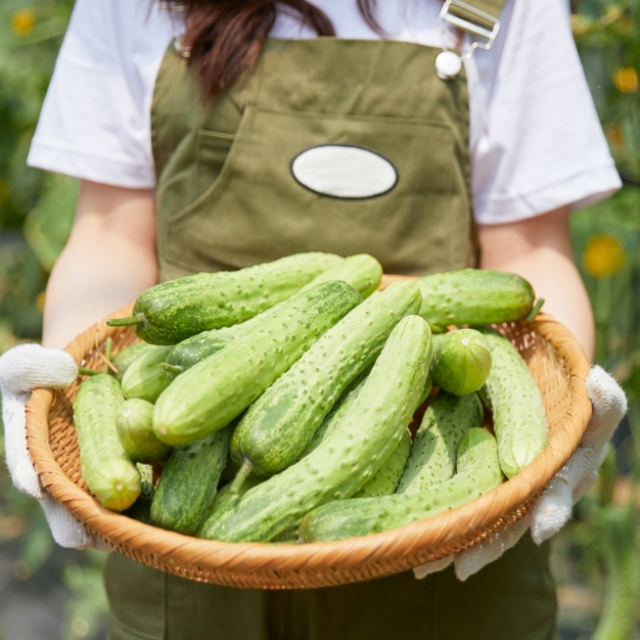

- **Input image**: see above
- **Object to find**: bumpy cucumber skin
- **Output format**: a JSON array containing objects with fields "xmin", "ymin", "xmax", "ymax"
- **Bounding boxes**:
[
  {"xmin": 198, "ymin": 315, "xmax": 432, "ymax": 543},
  {"xmin": 121, "ymin": 345, "xmax": 174, "ymax": 402},
  {"xmin": 112, "ymin": 342, "xmax": 157, "ymax": 382},
  {"xmin": 116, "ymin": 398, "xmax": 173, "ymax": 463},
  {"xmin": 126, "ymin": 252, "xmax": 344, "ymax": 344},
  {"xmin": 354, "ymin": 429, "xmax": 412, "ymax": 498},
  {"xmin": 207, "ymin": 476, "xmax": 263, "ymax": 517},
  {"xmin": 430, "ymin": 329, "xmax": 492, "ymax": 396},
  {"xmin": 123, "ymin": 463, "xmax": 155, "ymax": 524},
  {"xmin": 302, "ymin": 254, "xmax": 383, "ymax": 299},
  {"xmin": 162, "ymin": 328, "xmax": 236, "ymax": 377},
  {"xmin": 417, "ymin": 269, "xmax": 535, "ymax": 327},
  {"xmin": 478, "ymin": 328, "xmax": 548, "ymax": 479},
  {"xmin": 73, "ymin": 374, "xmax": 141, "ymax": 512},
  {"xmin": 153, "ymin": 281, "xmax": 362, "ymax": 445},
  {"xmin": 299, "ymin": 428, "xmax": 502, "ymax": 542},
  {"xmin": 230, "ymin": 281, "xmax": 422, "ymax": 478},
  {"xmin": 150, "ymin": 424, "xmax": 233, "ymax": 535},
  {"xmin": 397, "ymin": 391, "xmax": 483, "ymax": 494}
]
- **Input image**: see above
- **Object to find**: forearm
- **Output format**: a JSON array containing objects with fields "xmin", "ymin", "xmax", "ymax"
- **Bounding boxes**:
[
  {"xmin": 478, "ymin": 208, "xmax": 595, "ymax": 362},
  {"xmin": 43, "ymin": 181, "xmax": 158, "ymax": 349}
]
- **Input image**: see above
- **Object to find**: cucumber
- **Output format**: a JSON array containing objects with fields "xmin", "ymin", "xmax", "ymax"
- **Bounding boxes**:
[
  {"xmin": 150, "ymin": 424, "xmax": 234, "ymax": 535},
  {"xmin": 299, "ymin": 428, "xmax": 503, "ymax": 542},
  {"xmin": 121, "ymin": 345, "xmax": 174, "ymax": 402},
  {"xmin": 230, "ymin": 281, "xmax": 422, "ymax": 483},
  {"xmin": 73, "ymin": 374, "xmax": 141, "ymax": 511},
  {"xmin": 153, "ymin": 281, "xmax": 362, "ymax": 445},
  {"xmin": 207, "ymin": 475, "xmax": 263, "ymax": 516},
  {"xmin": 478, "ymin": 328, "xmax": 548, "ymax": 479},
  {"xmin": 417, "ymin": 269, "xmax": 535, "ymax": 328},
  {"xmin": 160, "ymin": 253, "xmax": 383, "ymax": 377},
  {"xmin": 396, "ymin": 391, "xmax": 483, "ymax": 494},
  {"xmin": 116, "ymin": 399, "xmax": 173, "ymax": 463},
  {"xmin": 198, "ymin": 315, "xmax": 432, "ymax": 543},
  {"xmin": 122, "ymin": 463, "xmax": 155, "ymax": 524},
  {"xmin": 112, "ymin": 342, "xmax": 157, "ymax": 382},
  {"xmin": 107, "ymin": 252, "xmax": 344, "ymax": 344},
  {"xmin": 430, "ymin": 329, "xmax": 492, "ymax": 396},
  {"xmin": 354, "ymin": 429, "xmax": 412, "ymax": 498}
]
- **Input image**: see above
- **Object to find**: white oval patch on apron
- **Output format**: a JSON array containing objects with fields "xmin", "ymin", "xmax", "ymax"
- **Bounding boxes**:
[{"xmin": 291, "ymin": 145, "xmax": 398, "ymax": 199}]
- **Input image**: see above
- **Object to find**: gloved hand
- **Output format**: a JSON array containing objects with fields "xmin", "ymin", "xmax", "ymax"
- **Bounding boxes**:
[
  {"xmin": 414, "ymin": 365, "xmax": 628, "ymax": 581},
  {"xmin": 0, "ymin": 344, "xmax": 109, "ymax": 550}
]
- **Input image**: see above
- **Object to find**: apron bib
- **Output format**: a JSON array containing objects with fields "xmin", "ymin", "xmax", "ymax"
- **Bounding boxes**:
[{"xmin": 106, "ymin": 7, "xmax": 557, "ymax": 638}]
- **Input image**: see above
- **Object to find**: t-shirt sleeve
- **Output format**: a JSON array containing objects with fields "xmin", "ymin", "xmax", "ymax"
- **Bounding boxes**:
[
  {"xmin": 27, "ymin": 0, "xmax": 174, "ymax": 189},
  {"xmin": 466, "ymin": 0, "xmax": 621, "ymax": 224}
]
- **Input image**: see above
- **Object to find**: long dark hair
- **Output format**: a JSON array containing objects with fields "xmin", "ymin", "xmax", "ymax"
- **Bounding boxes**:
[{"xmin": 169, "ymin": 1, "xmax": 380, "ymax": 100}]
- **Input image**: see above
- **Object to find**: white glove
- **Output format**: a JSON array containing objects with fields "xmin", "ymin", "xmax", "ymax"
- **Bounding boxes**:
[
  {"xmin": 0, "ymin": 344, "xmax": 109, "ymax": 550},
  {"xmin": 414, "ymin": 365, "xmax": 628, "ymax": 581}
]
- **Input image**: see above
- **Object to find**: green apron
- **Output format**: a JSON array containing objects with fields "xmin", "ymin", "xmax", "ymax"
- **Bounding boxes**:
[{"xmin": 105, "ymin": 8, "xmax": 558, "ymax": 639}]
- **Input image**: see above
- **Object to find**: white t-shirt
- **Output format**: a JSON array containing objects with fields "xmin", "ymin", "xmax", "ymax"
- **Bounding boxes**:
[{"xmin": 27, "ymin": 0, "xmax": 621, "ymax": 225}]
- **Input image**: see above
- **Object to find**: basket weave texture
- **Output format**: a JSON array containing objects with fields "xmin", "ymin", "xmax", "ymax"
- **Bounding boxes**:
[{"xmin": 25, "ymin": 275, "xmax": 592, "ymax": 589}]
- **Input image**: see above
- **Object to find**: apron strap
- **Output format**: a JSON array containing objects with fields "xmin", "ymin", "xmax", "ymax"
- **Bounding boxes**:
[{"xmin": 440, "ymin": 0, "xmax": 505, "ymax": 49}]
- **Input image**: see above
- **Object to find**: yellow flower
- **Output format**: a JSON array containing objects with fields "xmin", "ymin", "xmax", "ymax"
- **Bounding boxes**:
[
  {"xmin": 583, "ymin": 235, "xmax": 626, "ymax": 278},
  {"xmin": 606, "ymin": 126, "xmax": 624, "ymax": 146},
  {"xmin": 614, "ymin": 67, "xmax": 639, "ymax": 94},
  {"xmin": 11, "ymin": 8, "xmax": 36, "ymax": 36}
]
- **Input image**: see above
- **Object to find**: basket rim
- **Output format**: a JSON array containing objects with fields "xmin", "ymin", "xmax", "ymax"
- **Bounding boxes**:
[{"xmin": 25, "ymin": 281, "xmax": 592, "ymax": 582}]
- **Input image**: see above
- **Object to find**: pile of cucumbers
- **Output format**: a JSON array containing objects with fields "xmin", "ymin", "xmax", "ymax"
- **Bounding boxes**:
[{"xmin": 71, "ymin": 251, "xmax": 548, "ymax": 544}]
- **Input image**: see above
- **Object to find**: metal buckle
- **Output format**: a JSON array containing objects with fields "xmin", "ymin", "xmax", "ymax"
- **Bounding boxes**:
[{"xmin": 439, "ymin": 0, "xmax": 501, "ymax": 56}]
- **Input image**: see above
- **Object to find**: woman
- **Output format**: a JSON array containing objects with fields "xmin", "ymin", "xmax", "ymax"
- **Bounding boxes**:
[{"xmin": 17, "ymin": 0, "xmax": 623, "ymax": 638}]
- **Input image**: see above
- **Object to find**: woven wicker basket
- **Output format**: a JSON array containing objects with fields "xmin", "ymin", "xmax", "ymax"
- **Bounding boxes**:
[{"xmin": 25, "ymin": 275, "xmax": 592, "ymax": 589}]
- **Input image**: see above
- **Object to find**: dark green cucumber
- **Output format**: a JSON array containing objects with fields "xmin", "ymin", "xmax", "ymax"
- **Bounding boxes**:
[
  {"xmin": 396, "ymin": 391, "xmax": 483, "ymax": 494},
  {"xmin": 478, "ymin": 328, "xmax": 548, "ymax": 479},
  {"xmin": 417, "ymin": 269, "xmax": 535, "ymax": 328},
  {"xmin": 230, "ymin": 281, "xmax": 422, "ymax": 481},
  {"xmin": 112, "ymin": 342, "xmax": 157, "ymax": 382},
  {"xmin": 299, "ymin": 428, "xmax": 503, "ymax": 542},
  {"xmin": 108, "ymin": 252, "xmax": 344, "ymax": 344},
  {"xmin": 153, "ymin": 281, "xmax": 362, "ymax": 445},
  {"xmin": 116, "ymin": 399, "xmax": 173, "ymax": 463},
  {"xmin": 207, "ymin": 475, "xmax": 263, "ymax": 517},
  {"xmin": 198, "ymin": 315, "xmax": 432, "ymax": 543},
  {"xmin": 123, "ymin": 463, "xmax": 155, "ymax": 524},
  {"xmin": 121, "ymin": 345, "xmax": 174, "ymax": 402},
  {"xmin": 73, "ymin": 374, "xmax": 141, "ymax": 511},
  {"xmin": 430, "ymin": 329, "xmax": 492, "ymax": 396},
  {"xmin": 354, "ymin": 429, "xmax": 412, "ymax": 498},
  {"xmin": 150, "ymin": 424, "xmax": 234, "ymax": 535}
]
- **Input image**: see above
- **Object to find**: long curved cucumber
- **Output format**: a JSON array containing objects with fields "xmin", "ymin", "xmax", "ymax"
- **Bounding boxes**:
[
  {"xmin": 153, "ymin": 281, "xmax": 362, "ymax": 445},
  {"xmin": 299, "ymin": 428, "xmax": 503, "ymax": 542},
  {"xmin": 230, "ymin": 281, "xmax": 422, "ymax": 482},
  {"xmin": 396, "ymin": 391, "xmax": 483, "ymax": 494},
  {"xmin": 121, "ymin": 345, "xmax": 173, "ymax": 402},
  {"xmin": 108, "ymin": 252, "xmax": 344, "ymax": 344},
  {"xmin": 73, "ymin": 374, "xmax": 141, "ymax": 511},
  {"xmin": 478, "ymin": 328, "xmax": 548, "ymax": 478},
  {"xmin": 198, "ymin": 315, "xmax": 432, "ymax": 543}
]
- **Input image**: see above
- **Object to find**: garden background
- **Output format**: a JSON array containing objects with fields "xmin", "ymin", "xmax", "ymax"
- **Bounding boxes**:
[{"xmin": 0, "ymin": 1, "xmax": 639, "ymax": 638}]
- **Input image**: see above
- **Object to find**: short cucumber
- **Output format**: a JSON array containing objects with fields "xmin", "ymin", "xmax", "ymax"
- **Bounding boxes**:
[
  {"xmin": 396, "ymin": 391, "xmax": 483, "ymax": 494},
  {"xmin": 116, "ymin": 398, "xmax": 173, "ymax": 463},
  {"xmin": 230, "ymin": 281, "xmax": 422, "ymax": 482},
  {"xmin": 121, "ymin": 345, "xmax": 174, "ymax": 402},
  {"xmin": 112, "ymin": 342, "xmax": 157, "ymax": 382},
  {"xmin": 150, "ymin": 424, "xmax": 234, "ymax": 535},
  {"xmin": 153, "ymin": 281, "xmax": 362, "ymax": 445},
  {"xmin": 107, "ymin": 252, "xmax": 344, "ymax": 344},
  {"xmin": 417, "ymin": 269, "xmax": 535, "ymax": 328},
  {"xmin": 299, "ymin": 428, "xmax": 503, "ymax": 542},
  {"xmin": 478, "ymin": 328, "xmax": 548, "ymax": 479},
  {"xmin": 73, "ymin": 374, "xmax": 141, "ymax": 511},
  {"xmin": 198, "ymin": 315, "xmax": 432, "ymax": 543}
]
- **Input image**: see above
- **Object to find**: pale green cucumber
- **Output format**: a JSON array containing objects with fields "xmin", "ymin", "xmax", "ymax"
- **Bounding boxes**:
[
  {"xmin": 121, "ymin": 345, "xmax": 174, "ymax": 402},
  {"xmin": 198, "ymin": 314, "xmax": 432, "ymax": 543},
  {"xmin": 417, "ymin": 269, "xmax": 535, "ymax": 327},
  {"xmin": 73, "ymin": 374, "xmax": 141, "ymax": 511},
  {"xmin": 478, "ymin": 328, "xmax": 548, "ymax": 479},
  {"xmin": 150, "ymin": 424, "xmax": 234, "ymax": 535},
  {"xmin": 116, "ymin": 399, "xmax": 173, "ymax": 463},
  {"xmin": 153, "ymin": 281, "xmax": 362, "ymax": 445},
  {"xmin": 430, "ymin": 329, "xmax": 492, "ymax": 396},
  {"xmin": 112, "ymin": 342, "xmax": 157, "ymax": 382},
  {"xmin": 230, "ymin": 281, "xmax": 422, "ymax": 482},
  {"xmin": 299, "ymin": 428, "xmax": 503, "ymax": 542},
  {"xmin": 396, "ymin": 391, "xmax": 483, "ymax": 494},
  {"xmin": 354, "ymin": 429, "xmax": 412, "ymax": 498},
  {"xmin": 301, "ymin": 253, "xmax": 382, "ymax": 299},
  {"xmin": 107, "ymin": 252, "xmax": 344, "ymax": 344}
]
